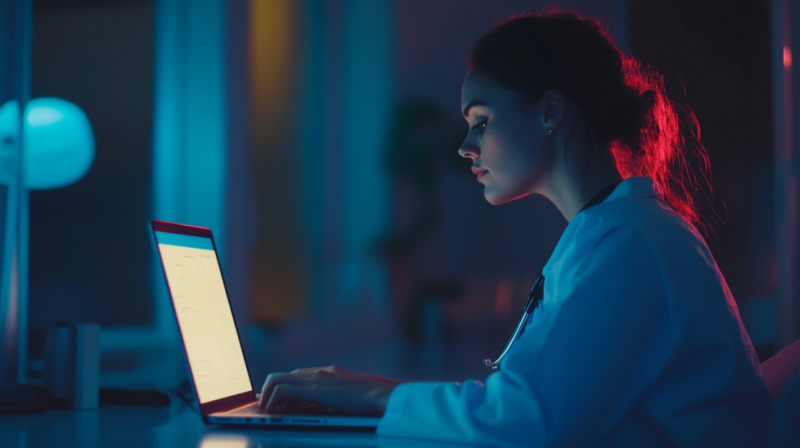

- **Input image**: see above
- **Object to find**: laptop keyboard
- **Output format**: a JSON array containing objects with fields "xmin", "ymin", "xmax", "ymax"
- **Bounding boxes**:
[
  {"xmin": 236, "ymin": 403, "xmax": 266, "ymax": 414},
  {"xmin": 231, "ymin": 401, "xmax": 381, "ymax": 417}
]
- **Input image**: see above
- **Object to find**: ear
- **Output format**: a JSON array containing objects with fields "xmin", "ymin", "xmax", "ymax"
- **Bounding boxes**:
[{"xmin": 541, "ymin": 89, "xmax": 566, "ymax": 132}]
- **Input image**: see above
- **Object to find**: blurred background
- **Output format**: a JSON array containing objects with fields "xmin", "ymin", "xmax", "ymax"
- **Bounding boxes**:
[{"xmin": 2, "ymin": 0, "xmax": 798, "ymax": 393}]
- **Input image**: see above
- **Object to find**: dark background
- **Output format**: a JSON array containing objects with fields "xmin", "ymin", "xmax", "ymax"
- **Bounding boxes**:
[
  {"xmin": 28, "ymin": 0, "xmax": 153, "ymax": 357},
  {"xmin": 25, "ymin": 0, "xmax": 781, "ymax": 375}
]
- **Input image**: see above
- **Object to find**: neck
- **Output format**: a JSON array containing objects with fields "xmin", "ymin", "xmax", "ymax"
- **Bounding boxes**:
[{"xmin": 541, "ymin": 158, "xmax": 622, "ymax": 222}]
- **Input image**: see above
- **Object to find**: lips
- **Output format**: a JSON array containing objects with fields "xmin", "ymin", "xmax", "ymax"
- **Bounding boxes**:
[{"xmin": 471, "ymin": 167, "xmax": 488, "ymax": 181}]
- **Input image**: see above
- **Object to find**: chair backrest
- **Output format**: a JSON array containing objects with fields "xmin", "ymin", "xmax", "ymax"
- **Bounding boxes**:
[
  {"xmin": 767, "ymin": 371, "xmax": 800, "ymax": 448},
  {"xmin": 760, "ymin": 338, "xmax": 800, "ymax": 402}
]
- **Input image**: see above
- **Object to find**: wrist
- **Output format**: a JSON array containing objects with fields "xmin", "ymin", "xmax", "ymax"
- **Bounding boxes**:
[{"xmin": 370, "ymin": 380, "xmax": 402, "ymax": 413}]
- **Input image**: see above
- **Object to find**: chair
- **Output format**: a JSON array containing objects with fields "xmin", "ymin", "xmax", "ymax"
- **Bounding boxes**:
[
  {"xmin": 760, "ymin": 339, "xmax": 800, "ymax": 448},
  {"xmin": 768, "ymin": 373, "xmax": 800, "ymax": 448}
]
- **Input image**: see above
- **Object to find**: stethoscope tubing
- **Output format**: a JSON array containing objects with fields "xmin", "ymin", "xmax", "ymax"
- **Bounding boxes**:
[
  {"xmin": 482, "ymin": 181, "xmax": 619, "ymax": 371},
  {"xmin": 484, "ymin": 274, "xmax": 544, "ymax": 370}
]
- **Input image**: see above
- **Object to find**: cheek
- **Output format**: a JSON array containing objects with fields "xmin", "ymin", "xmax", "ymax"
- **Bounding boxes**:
[
  {"xmin": 493, "ymin": 127, "xmax": 546, "ymax": 177},
  {"xmin": 483, "ymin": 127, "xmax": 550, "ymax": 202}
]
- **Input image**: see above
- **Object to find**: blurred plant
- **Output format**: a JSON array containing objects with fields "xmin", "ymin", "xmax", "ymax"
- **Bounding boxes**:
[
  {"xmin": 380, "ymin": 99, "xmax": 467, "ymax": 259},
  {"xmin": 379, "ymin": 99, "xmax": 467, "ymax": 342}
]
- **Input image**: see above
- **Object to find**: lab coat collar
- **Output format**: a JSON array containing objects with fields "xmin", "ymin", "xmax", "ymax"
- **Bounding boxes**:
[
  {"xmin": 542, "ymin": 177, "xmax": 656, "ymax": 278},
  {"xmin": 603, "ymin": 176, "xmax": 657, "ymax": 203}
]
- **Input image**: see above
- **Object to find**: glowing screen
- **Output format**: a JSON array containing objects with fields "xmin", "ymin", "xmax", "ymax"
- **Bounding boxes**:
[{"xmin": 155, "ymin": 231, "xmax": 250, "ymax": 403}]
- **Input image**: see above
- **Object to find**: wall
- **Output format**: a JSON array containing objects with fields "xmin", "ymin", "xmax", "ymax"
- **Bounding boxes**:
[{"xmin": 28, "ymin": 1, "xmax": 154, "ymax": 358}]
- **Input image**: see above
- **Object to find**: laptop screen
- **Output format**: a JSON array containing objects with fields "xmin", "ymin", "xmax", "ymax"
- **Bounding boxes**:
[{"xmin": 154, "ymin": 230, "xmax": 251, "ymax": 404}]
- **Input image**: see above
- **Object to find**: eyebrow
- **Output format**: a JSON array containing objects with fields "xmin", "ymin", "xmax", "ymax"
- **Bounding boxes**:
[{"xmin": 462, "ymin": 100, "xmax": 488, "ymax": 117}]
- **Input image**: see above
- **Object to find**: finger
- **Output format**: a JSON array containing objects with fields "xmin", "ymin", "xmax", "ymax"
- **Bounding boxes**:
[
  {"xmin": 325, "ymin": 365, "xmax": 346, "ymax": 374},
  {"xmin": 259, "ymin": 371, "xmax": 316, "ymax": 408},
  {"xmin": 258, "ymin": 373, "xmax": 277, "ymax": 408},
  {"xmin": 266, "ymin": 384, "xmax": 308, "ymax": 414},
  {"xmin": 259, "ymin": 372, "xmax": 293, "ymax": 408}
]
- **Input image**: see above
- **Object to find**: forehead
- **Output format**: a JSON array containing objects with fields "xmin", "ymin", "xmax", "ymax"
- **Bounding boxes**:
[{"xmin": 461, "ymin": 71, "xmax": 518, "ymax": 113}]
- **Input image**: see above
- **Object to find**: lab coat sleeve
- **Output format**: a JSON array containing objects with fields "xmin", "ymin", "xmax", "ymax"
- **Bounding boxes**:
[{"xmin": 377, "ymin": 218, "xmax": 671, "ymax": 447}]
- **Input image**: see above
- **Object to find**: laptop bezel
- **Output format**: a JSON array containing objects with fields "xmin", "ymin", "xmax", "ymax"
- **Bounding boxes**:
[{"xmin": 151, "ymin": 219, "xmax": 257, "ymax": 417}]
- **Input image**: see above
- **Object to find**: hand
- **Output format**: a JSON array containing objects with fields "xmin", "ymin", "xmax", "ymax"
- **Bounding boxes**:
[{"xmin": 257, "ymin": 365, "xmax": 402, "ymax": 415}]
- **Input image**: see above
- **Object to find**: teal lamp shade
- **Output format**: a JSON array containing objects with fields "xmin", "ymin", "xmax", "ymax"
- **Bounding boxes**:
[{"xmin": 24, "ymin": 98, "xmax": 94, "ymax": 190}]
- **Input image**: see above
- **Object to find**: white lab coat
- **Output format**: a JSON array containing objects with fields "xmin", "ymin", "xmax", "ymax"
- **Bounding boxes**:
[{"xmin": 377, "ymin": 177, "xmax": 772, "ymax": 447}]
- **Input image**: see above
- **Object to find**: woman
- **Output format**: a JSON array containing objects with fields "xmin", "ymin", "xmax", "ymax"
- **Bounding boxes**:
[{"xmin": 259, "ymin": 10, "xmax": 772, "ymax": 447}]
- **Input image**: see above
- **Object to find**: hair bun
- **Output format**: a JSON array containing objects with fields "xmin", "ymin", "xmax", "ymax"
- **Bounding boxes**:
[{"xmin": 469, "ymin": 10, "xmax": 710, "ymax": 231}]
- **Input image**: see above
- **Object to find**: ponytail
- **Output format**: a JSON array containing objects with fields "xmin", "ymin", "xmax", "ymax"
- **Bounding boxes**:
[{"xmin": 470, "ymin": 8, "xmax": 711, "ymax": 231}]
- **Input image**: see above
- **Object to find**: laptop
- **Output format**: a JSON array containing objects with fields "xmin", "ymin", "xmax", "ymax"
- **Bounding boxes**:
[{"xmin": 151, "ymin": 219, "xmax": 381, "ymax": 429}]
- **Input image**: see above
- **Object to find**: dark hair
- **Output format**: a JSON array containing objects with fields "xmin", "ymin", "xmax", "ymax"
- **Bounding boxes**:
[{"xmin": 469, "ymin": 8, "xmax": 710, "ymax": 230}]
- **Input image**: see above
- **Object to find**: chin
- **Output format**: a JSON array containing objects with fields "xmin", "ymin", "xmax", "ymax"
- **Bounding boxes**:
[
  {"xmin": 483, "ymin": 189, "xmax": 511, "ymax": 205},
  {"xmin": 484, "ymin": 194, "xmax": 504, "ymax": 205},
  {"xmin": 484, "ymin": 187, "xmax": 530, "ymax": 205}
]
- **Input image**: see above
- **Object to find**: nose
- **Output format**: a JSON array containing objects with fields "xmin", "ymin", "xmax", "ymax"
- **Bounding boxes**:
[{"xmin": 458, "ymin": 136, "xmax": 479, "ymax": 160}]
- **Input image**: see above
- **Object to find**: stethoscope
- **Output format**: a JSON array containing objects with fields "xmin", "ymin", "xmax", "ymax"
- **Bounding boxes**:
[
  {"xmin": 483, "ymin": 273, "xmax": 544, "ymax": 370},
  {"xmin": 483, "ymin": 181, "xmax": 621, "ymax": 371}
]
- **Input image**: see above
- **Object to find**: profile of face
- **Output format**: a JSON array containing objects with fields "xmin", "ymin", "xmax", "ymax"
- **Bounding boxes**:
[{"xmin": 459, "ymin": 71, "xmax": 555, "ymax": 205}]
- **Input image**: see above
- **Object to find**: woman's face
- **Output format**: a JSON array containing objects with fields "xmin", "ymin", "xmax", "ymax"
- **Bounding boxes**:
[{"xmin": 459, "ymin": 71, "xmax": 553, "ymax": 205}]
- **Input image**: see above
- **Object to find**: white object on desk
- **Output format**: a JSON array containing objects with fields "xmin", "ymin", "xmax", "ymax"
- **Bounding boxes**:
[{"xmin": 69, "ymin": 323, "xmax": 100, "ymax": 410}]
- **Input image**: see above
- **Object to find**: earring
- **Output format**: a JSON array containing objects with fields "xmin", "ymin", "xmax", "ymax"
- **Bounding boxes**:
[{"xmin": 547, "ymin": 128, "xmax": 553, "ymax": 136}]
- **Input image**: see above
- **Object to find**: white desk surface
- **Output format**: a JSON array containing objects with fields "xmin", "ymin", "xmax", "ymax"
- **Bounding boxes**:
[
  {"xmin": 1, "ymin": 334, "xmax": 497, "ymax": 447},
  {"xmin": 0, "ymin": 401, "xmax": 478, "ymax": 448}
]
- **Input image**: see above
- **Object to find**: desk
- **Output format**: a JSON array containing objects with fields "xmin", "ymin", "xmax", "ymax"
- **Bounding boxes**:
[{"xmin": 0, "ymin": 402, "xmax": 475, "ymax": 448}]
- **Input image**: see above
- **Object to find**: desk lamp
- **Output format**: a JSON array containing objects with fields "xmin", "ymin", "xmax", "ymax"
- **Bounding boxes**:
[
  {"xmin": 0, "ymin": 97, "xmax": 94, "ymax": 412},
  {"xmin": 24, "ymin": 97, "xmax": 94, "ymax": 189}
]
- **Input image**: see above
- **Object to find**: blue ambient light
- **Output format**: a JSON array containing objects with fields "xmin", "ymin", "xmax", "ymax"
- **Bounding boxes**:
[
  {"xmin": 0, "ymin": 100, "xmax": 20, "ymax": 186},
  {"xmin": 24, "ymin": 97, "xmax": 94, "ymax": 190},
  {"xmin": 154, "ymin": 231, "xmax": 214, "ymax": 250}
]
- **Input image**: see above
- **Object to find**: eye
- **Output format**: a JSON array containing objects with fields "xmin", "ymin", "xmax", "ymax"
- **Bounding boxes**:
[{"xmin": 471, "ymin": 120, "xmax": 487, "ymax": 131}]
